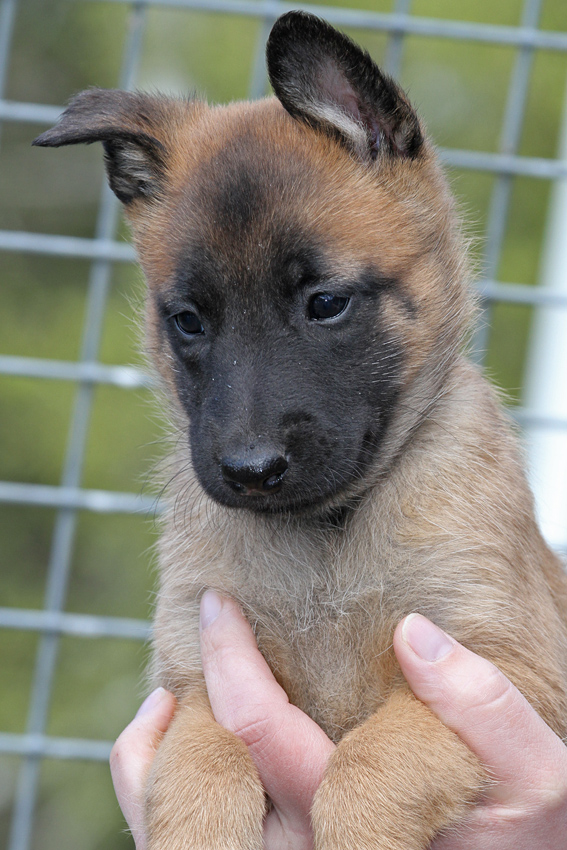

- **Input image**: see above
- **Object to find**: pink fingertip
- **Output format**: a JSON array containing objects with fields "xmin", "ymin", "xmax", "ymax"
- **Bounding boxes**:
[
  {"xmin": 135, "ymin": 687, "xmax": 167, "ymax": 718},
  {"xmin": 401, "ymin": 613, "xmax": 454, "ymax": 662}
]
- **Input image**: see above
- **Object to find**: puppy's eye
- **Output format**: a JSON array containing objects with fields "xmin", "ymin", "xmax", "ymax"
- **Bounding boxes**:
[
  {"xmin": 174, "ymin": 311, "xmax": 204, "ymax": 336},
  {"xmin": 308, "ymin": 293, "xmax": 350, "ymax": 321}
]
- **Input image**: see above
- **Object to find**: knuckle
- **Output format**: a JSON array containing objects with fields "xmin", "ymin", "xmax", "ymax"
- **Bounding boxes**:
[
  {"xmin": 230, "ymin": 708, "xmax": 276, "ymax": 754},
  {"xmin": 480, "ymin": 661, "xmax": 514, "ymax": 705},
  {"xmin": 460, "ymin": 660, "xmax": 519, "ymax": 722}
]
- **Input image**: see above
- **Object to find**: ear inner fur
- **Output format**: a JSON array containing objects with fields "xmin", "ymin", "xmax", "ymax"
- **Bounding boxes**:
[
  {"xmin": 32, "ymin": 88, "xmax": 177, "ymax": 203},
  {"xmin": 266, "ymin": 11, "xmax": 423, "ymax": 159}
]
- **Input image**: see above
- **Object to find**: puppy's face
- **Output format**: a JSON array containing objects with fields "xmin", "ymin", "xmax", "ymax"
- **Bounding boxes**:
[
  {"xmin": 34, "ymin": 13, "xmax": 470, "ymax": 515},
  {"xmin": 151, "ymin": 121, "xmax": 406, "ymax": 513}
]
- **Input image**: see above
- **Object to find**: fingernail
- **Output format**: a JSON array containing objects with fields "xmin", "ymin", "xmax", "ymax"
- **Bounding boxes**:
[
  {"xmin": 135, "ymin": 687, "xmax": 167, "ymax": 718},
  {"xmin": 200, "ymin": 589, "xmax": 223, "ymax": 631},
  {"xmin": 402, "ymin": 613, "xmax": 454, "ymax": 662}
]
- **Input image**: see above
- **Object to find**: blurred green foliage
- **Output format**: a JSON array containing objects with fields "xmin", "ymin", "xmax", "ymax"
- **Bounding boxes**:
[{"xmin": 1, "ymin": 0, "xmax": 567, "ymax": 847}]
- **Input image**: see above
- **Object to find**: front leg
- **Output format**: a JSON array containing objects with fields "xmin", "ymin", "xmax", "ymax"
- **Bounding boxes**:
[
  {"xmin": 311, "ymin": 688, "xmax": 484, "ymax": 849},
  {"xmin": 145, "ymin": 687, "xmax": 266, "ymax": 850}
]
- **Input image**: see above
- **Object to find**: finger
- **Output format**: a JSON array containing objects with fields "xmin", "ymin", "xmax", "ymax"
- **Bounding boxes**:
[
  {"xmin": 200, "ymin": 591, "xmax": 335, "ymax": 821},
  {"xmin": 110, "ymin": 688, "xmax": 177, "ymax": 849},
  {"xmin": 393, "ymin": 614, "xmax": 567, "ymax": 805}
]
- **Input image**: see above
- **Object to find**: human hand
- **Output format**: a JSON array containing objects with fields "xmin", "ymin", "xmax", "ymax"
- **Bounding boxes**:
[
  {"xmin": 110, "ymin": 592, "xmax": 335, "ymax": 850},
  {"xmin": 394, "ymin": 613, "xmax": 567, "ymax": 849},
  {"xmin": 110, "ymin": 686, "xmax": 177, "ymax": 850},
  {"xmin": 110, "ymin": 601, "xmax": 567, "ymax": 849}
]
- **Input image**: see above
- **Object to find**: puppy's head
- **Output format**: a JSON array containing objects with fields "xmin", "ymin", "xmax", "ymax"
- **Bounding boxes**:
[{"xmin": 34, "ymin": 12, "xmax": 471, "ymax": 515}]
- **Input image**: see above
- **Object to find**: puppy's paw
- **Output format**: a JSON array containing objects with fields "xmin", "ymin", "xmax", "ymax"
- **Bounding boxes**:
[
  {"xmin": 146, "ymin": 712, "xmax": 266, "ymax": 850},
  {"xmin": 311, "ymin": 732, "xmax": 402, "ymax": 850},
  {"xmin": 311, "ymin": 692, "xmax": 482, "ymax": 850}
]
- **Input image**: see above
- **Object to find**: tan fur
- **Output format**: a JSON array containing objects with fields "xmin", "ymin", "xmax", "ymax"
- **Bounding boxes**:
[
  {"xmin": 124, "ymin": 98, "xmax": 567, "ymax": 846},
  {"xmin": 146, "ymin": 691, "xmax": 266, "ymax": 849}
]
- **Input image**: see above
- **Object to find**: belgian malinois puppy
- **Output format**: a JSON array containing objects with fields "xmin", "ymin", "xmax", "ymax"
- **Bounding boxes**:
[{"xmin": 35, "ymin": 11, "xmax": 567, "ymax": 849}]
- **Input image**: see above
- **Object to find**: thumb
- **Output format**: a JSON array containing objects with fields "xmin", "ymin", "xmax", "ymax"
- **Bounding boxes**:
[
  {"xmin": 110, "ymin": 688, "xmax": 177, "ymax": 849},
  {"xmin": 393, "ymin": 614, "xmax": 566, "ymax": 806}
]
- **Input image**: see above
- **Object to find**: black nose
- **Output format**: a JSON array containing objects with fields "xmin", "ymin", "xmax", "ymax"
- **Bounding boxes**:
[{"xmin": 221, "ymin": 450, "xmax": 288, "ymax": 496}]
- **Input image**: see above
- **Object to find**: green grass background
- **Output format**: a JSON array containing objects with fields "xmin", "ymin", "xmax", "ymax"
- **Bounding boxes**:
[{"xmin": 1, "ymin": 0, "xmax": 567, "ymax": 847}]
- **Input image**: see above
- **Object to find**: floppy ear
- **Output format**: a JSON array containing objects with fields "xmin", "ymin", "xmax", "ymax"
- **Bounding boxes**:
[
  {"xmin": 33, "ymin": 89, "xmax": 171, "ymax": 204},
  {"xmin": 266, "ymin": 11, "xmax": 423, "ymax": 161}
]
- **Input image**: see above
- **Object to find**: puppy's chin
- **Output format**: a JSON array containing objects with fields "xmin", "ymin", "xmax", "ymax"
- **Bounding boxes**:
[{"xmin": 198, "ymin": 483, "xmax": 325, "ymax": 515}]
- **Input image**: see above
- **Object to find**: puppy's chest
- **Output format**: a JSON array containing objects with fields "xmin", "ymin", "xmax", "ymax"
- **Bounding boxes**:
[
  {"xmin": 218, "ymin": 518, "xmax": 410, "ymax": 740},
  {"xmin": 240, "ymin": 581, "xmax": 400, "ymax": 743}
]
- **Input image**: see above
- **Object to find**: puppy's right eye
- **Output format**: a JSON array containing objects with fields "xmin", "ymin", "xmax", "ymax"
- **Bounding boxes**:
[
  {"xmin": 174, "ymin": 311, "xmax": 204, "ymax": 336},
  {"xmin": 308, "ymin": 293, "xmax": 350, "ymax": 321}
]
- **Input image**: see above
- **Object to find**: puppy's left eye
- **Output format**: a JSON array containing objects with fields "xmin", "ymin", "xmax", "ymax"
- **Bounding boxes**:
[
  {"xmin": 308, "ymin": 293, "xmax": 350, "ymax": 321},
  {"xmin": 174, "ymin": 311, "xmax": 204, "ymax": 336}
]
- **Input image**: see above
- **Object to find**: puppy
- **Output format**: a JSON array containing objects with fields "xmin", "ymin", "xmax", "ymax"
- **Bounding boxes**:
[{"xmin": 35, "ymin": 11, "xmax": 567, "ymax": 849}]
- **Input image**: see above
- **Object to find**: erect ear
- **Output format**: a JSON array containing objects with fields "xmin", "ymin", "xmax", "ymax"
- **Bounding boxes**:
[
  {"xmin": 266, "ymin": 11, "xmax": 423, "ymax": 161},
  {"xmin": 33, "ymin": 89, "xmax": 173, "ymax": 204}
]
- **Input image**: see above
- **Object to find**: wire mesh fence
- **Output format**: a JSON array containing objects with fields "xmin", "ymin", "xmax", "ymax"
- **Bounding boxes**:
[{"xmin": 1, "ymin": 1, "xmax": 567, "ymax": 848}]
